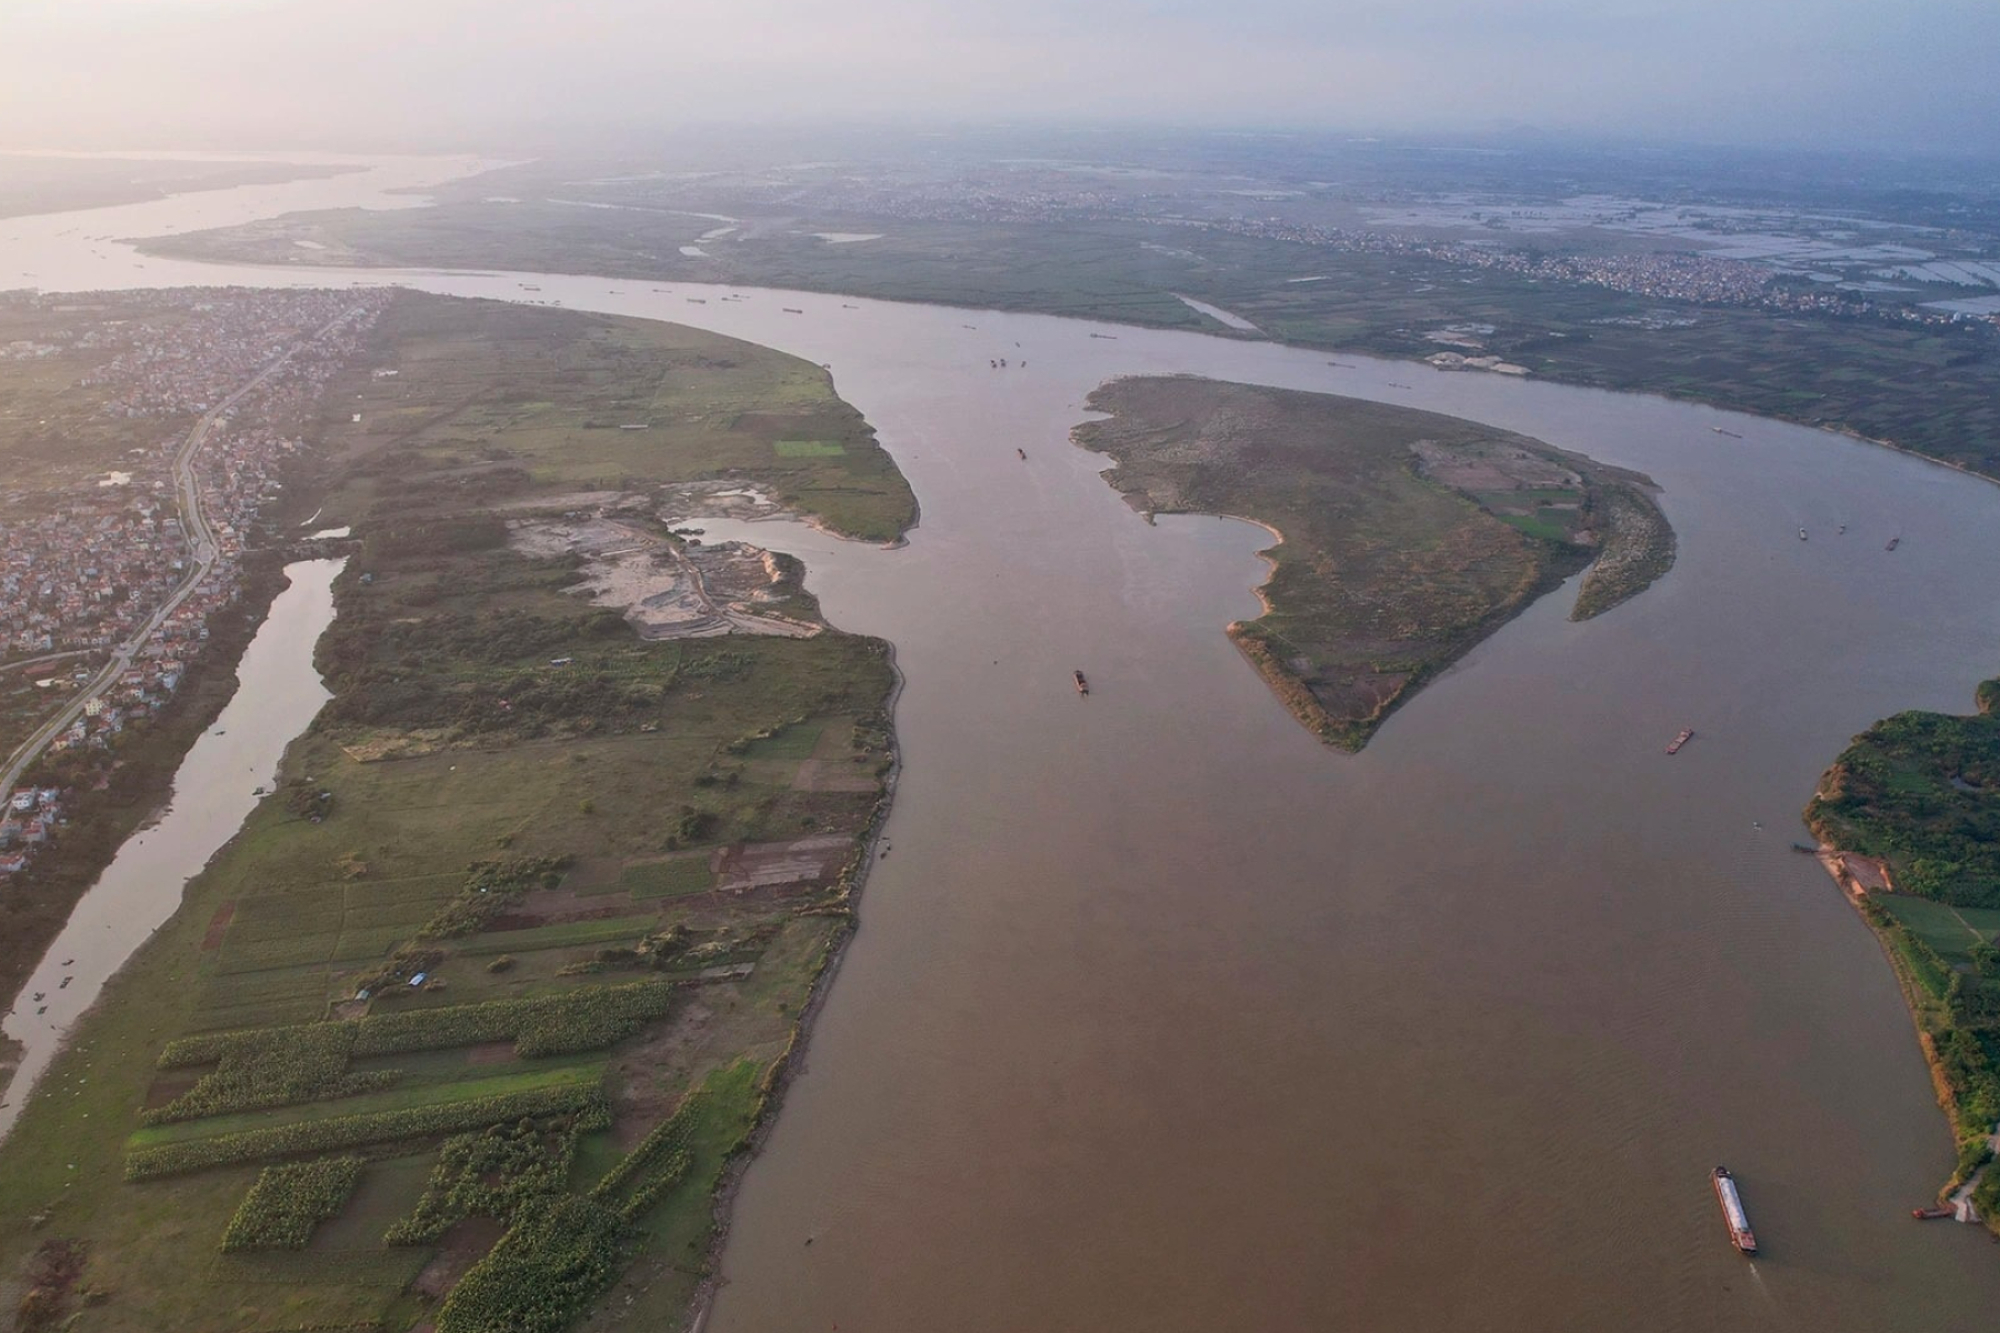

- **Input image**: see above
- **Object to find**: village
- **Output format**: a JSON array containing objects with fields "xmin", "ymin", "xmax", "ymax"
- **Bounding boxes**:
[{"xmin": 0, "ymin": 287, "xmax": 387, "ymax": 878}]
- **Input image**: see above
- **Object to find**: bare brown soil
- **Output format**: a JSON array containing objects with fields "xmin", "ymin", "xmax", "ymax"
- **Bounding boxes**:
[
  {"xmin": 198, "ymin": 901, "xmax": 236, "ymax": 952},
  {"xmin": 712, "ymin": 836, "xmax": 852, "ymax": 894},
  {"xmin": 605, "ymin": 1000, "xmax": 716, "ymax": 1145},
  {"xmin": 411, "ymin": 1217, "xmax": 505, "ymax": 1300}
]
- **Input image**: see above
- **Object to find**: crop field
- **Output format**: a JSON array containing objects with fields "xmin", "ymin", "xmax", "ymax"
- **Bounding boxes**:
[
  {"xmin": 0, "ymin": 293, "xmax": 906, "ymax": 1332},
  {"xmin": 774, "ymin": 438, "xmax": 846, "ymax": 457},
  {"xmin": 1880, "ymin": 896, "xmax": 1998, "ymax": 969}
]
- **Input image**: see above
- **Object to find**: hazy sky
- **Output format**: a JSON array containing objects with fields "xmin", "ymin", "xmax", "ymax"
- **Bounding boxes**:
[{"xmin": 4, "ymin": 0, "xmax": 1996, "ymax": 152}]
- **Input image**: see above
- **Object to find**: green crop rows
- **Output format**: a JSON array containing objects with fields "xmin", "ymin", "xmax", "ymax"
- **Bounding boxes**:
[
  {"xmin": 385, "ymin": 1116, "xmax": 583, "ymax": 1245},
  {"xmin": 146, "ymin": 1022, "xmax": 396, "ymax": 1126},
  {"xmin": 434, "ymin": 1194, "xmax": 630, "ymax": 1333},
  {"xmin": 126, "ymin": 1081, "xmax": 608, "ymax": 1181},
  {"xmin": 351, "ymin": 979, "xmax": 677, "ymax": 1059},
  {"xmin": 220, "ymin": 1157, "xmax": 364, "ymax": 1252}
]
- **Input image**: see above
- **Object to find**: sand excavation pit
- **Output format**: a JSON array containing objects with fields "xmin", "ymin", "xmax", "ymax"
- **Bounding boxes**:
[
  {"xmin": 712, "ymin": 834, "xmax": 855, "ymax": 894},
  {"xmin": 508, "ymin": 503, "xmax": 821, "ymax": 640}
]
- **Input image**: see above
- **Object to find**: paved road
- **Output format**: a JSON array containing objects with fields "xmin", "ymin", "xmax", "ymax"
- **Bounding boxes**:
[{"xmin": 0, "ymin": 308, "xmax": 363, "ymax": 797}]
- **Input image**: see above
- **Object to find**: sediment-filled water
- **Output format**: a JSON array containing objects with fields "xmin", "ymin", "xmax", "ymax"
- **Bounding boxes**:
[{"xmin": 4, "ymin": 167, "xmax": 2000, "ymax": 1330}]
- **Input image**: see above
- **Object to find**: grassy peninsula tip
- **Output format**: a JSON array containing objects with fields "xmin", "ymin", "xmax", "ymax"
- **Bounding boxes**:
[{"xmin": 1073, "ymin": 375, "xmax": 1674, "ymax": 749}]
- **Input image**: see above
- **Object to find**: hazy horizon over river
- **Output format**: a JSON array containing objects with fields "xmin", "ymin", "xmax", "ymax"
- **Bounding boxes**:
[{"xmin": 4, "ymin": 163, "xmax": 2000, "ymax": 1330}]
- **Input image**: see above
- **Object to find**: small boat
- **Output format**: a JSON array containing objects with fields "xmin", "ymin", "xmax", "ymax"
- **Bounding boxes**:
[
  {"xmin": 1713, "ymin": 1167, "xmax": 1758, "ymax": 1255},
  {"xmin": 1912, "ymin": 1206, "xmax": 1955, "ymax": 1221},
  {"xmin": 1886, "ymin": 536, "xmax": 1901, "ymax": 551},
  {"xmin": 1017, "ymin": 448, "xmax": 1027, "ymax": 460},
  {"xmin": 1666, "ymin": 728, "xmax": 1694, "ymax": 755},
  {"xmin": 1799, "ymin": 527, "xmax": 1808, "ymax": 541},
  {"xmin": 1711, "ymin": 427, "xmax": 1744, "ymax": 439},
  {"xmin": 1074, "ymin": 670, "xmax": 1090, "ymax": 696}
]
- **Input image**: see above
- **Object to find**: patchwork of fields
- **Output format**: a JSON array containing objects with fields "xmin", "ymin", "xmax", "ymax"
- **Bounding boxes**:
[{"xmin": 0, "ymin": 293, "xmax": 913, "ymax": 1332}]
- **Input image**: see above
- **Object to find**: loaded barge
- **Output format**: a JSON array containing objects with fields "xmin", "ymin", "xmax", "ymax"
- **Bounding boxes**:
[
  {"xmin": 1666, "ymin": 728, "xmax": 1694, "ymax": 755},
  {"xmin": 1713, "ymin": 1167, "xmax": 1758, "ymax": 1255},
  {"xmin": 1074, "ymin": 670, "xmax": 1090, "ymax": 696}
]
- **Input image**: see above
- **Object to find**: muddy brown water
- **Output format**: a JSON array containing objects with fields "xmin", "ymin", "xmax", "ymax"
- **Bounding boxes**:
[{"xmin": 4, "ymin": 168, "xmax": 2000, "ymax": 1329}]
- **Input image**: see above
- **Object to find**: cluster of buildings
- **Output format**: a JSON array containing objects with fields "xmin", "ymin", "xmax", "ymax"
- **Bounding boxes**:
[
  {"xmin": 0, "ymin": 496, "xmax": 192, "ymax": 659},
  {"xmin": 0, "ymin": 786, "xmax": 62, "ymax": 875},
  {"xmin": 0, "ymin": 288, "xmax": 389, "ymax": 878}
]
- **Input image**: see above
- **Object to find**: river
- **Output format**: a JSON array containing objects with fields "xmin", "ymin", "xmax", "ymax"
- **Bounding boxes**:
[
  {"xmin": 0, "ymin": 559, "xmax": 344, "ymax": 1140},
  {"xmin": 5, "ymin": 164, "xmax": 2000, "ymax": 1330}
]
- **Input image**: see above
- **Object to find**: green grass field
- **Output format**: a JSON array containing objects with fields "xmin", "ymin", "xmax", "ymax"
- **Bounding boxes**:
[{"xmin": 774, "ymin": 439, "xmax": 846, "ymax": 458}]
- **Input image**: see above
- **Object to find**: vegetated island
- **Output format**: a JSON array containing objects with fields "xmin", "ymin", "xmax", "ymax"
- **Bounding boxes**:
[
  {"xmin": 1072, "ymin": 375, "xmax": 1674, "ymax": 749},
  {"xmin": 139, "ymin": 191, "xmax": 2000, "ymax": 482},
  {"xmin": 1804, "ymin": 676, "xmax": 2000, "ymax": 1229},
  {"xmin": 0, "ymin": 290, "xmax": 915, "ymax": 1333}
]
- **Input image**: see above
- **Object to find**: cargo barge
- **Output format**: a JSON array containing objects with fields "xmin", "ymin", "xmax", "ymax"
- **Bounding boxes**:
[
  {"xmin": 1713, "ymin": 1167, "xmax": 1758, "ymax": 1255},
  {"xmin": 1666, "ymin": 728, "xmax": 1694, "ymax": 755}
]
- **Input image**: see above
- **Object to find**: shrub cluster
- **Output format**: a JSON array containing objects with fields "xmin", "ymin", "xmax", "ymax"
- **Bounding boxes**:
[
  {"xmin": 385, "ymin": 1117, "xmax": 580, "ymax": 1246},
  {"xmin": 434, "ymin": 1195, "xmax": 629, "ymax": 1333},
  {"xmin": 146, "ymin": 1023, "xmax": 394, "ymax": 1127},
  {"xmin": 126, "ymin": 1083, "xmax": 608, "ymax": 1181},
  {"xmin": 416, "ymin": 856, "xmax": 572, "ymax": 940},
  {"xmin": 220, "ymin": 1157, "xmax": 364, "ymax": 1252}
]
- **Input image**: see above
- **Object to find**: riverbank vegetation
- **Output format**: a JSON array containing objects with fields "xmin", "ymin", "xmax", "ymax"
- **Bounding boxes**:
[
  {"xmin": 1073, "ymin": 374, "xmax": 1672, "ymax": 748},
  {"xmin": 0, "ymin": 292, "xmax": 911, "ymax": 1332},
  {"xmin": 1806, "ymin": 677, "xmax": 2000, "ymax": 1223},
  {"xmin": 143, "ymin": 204, "xmax": 2000, "ymax": 481}
]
